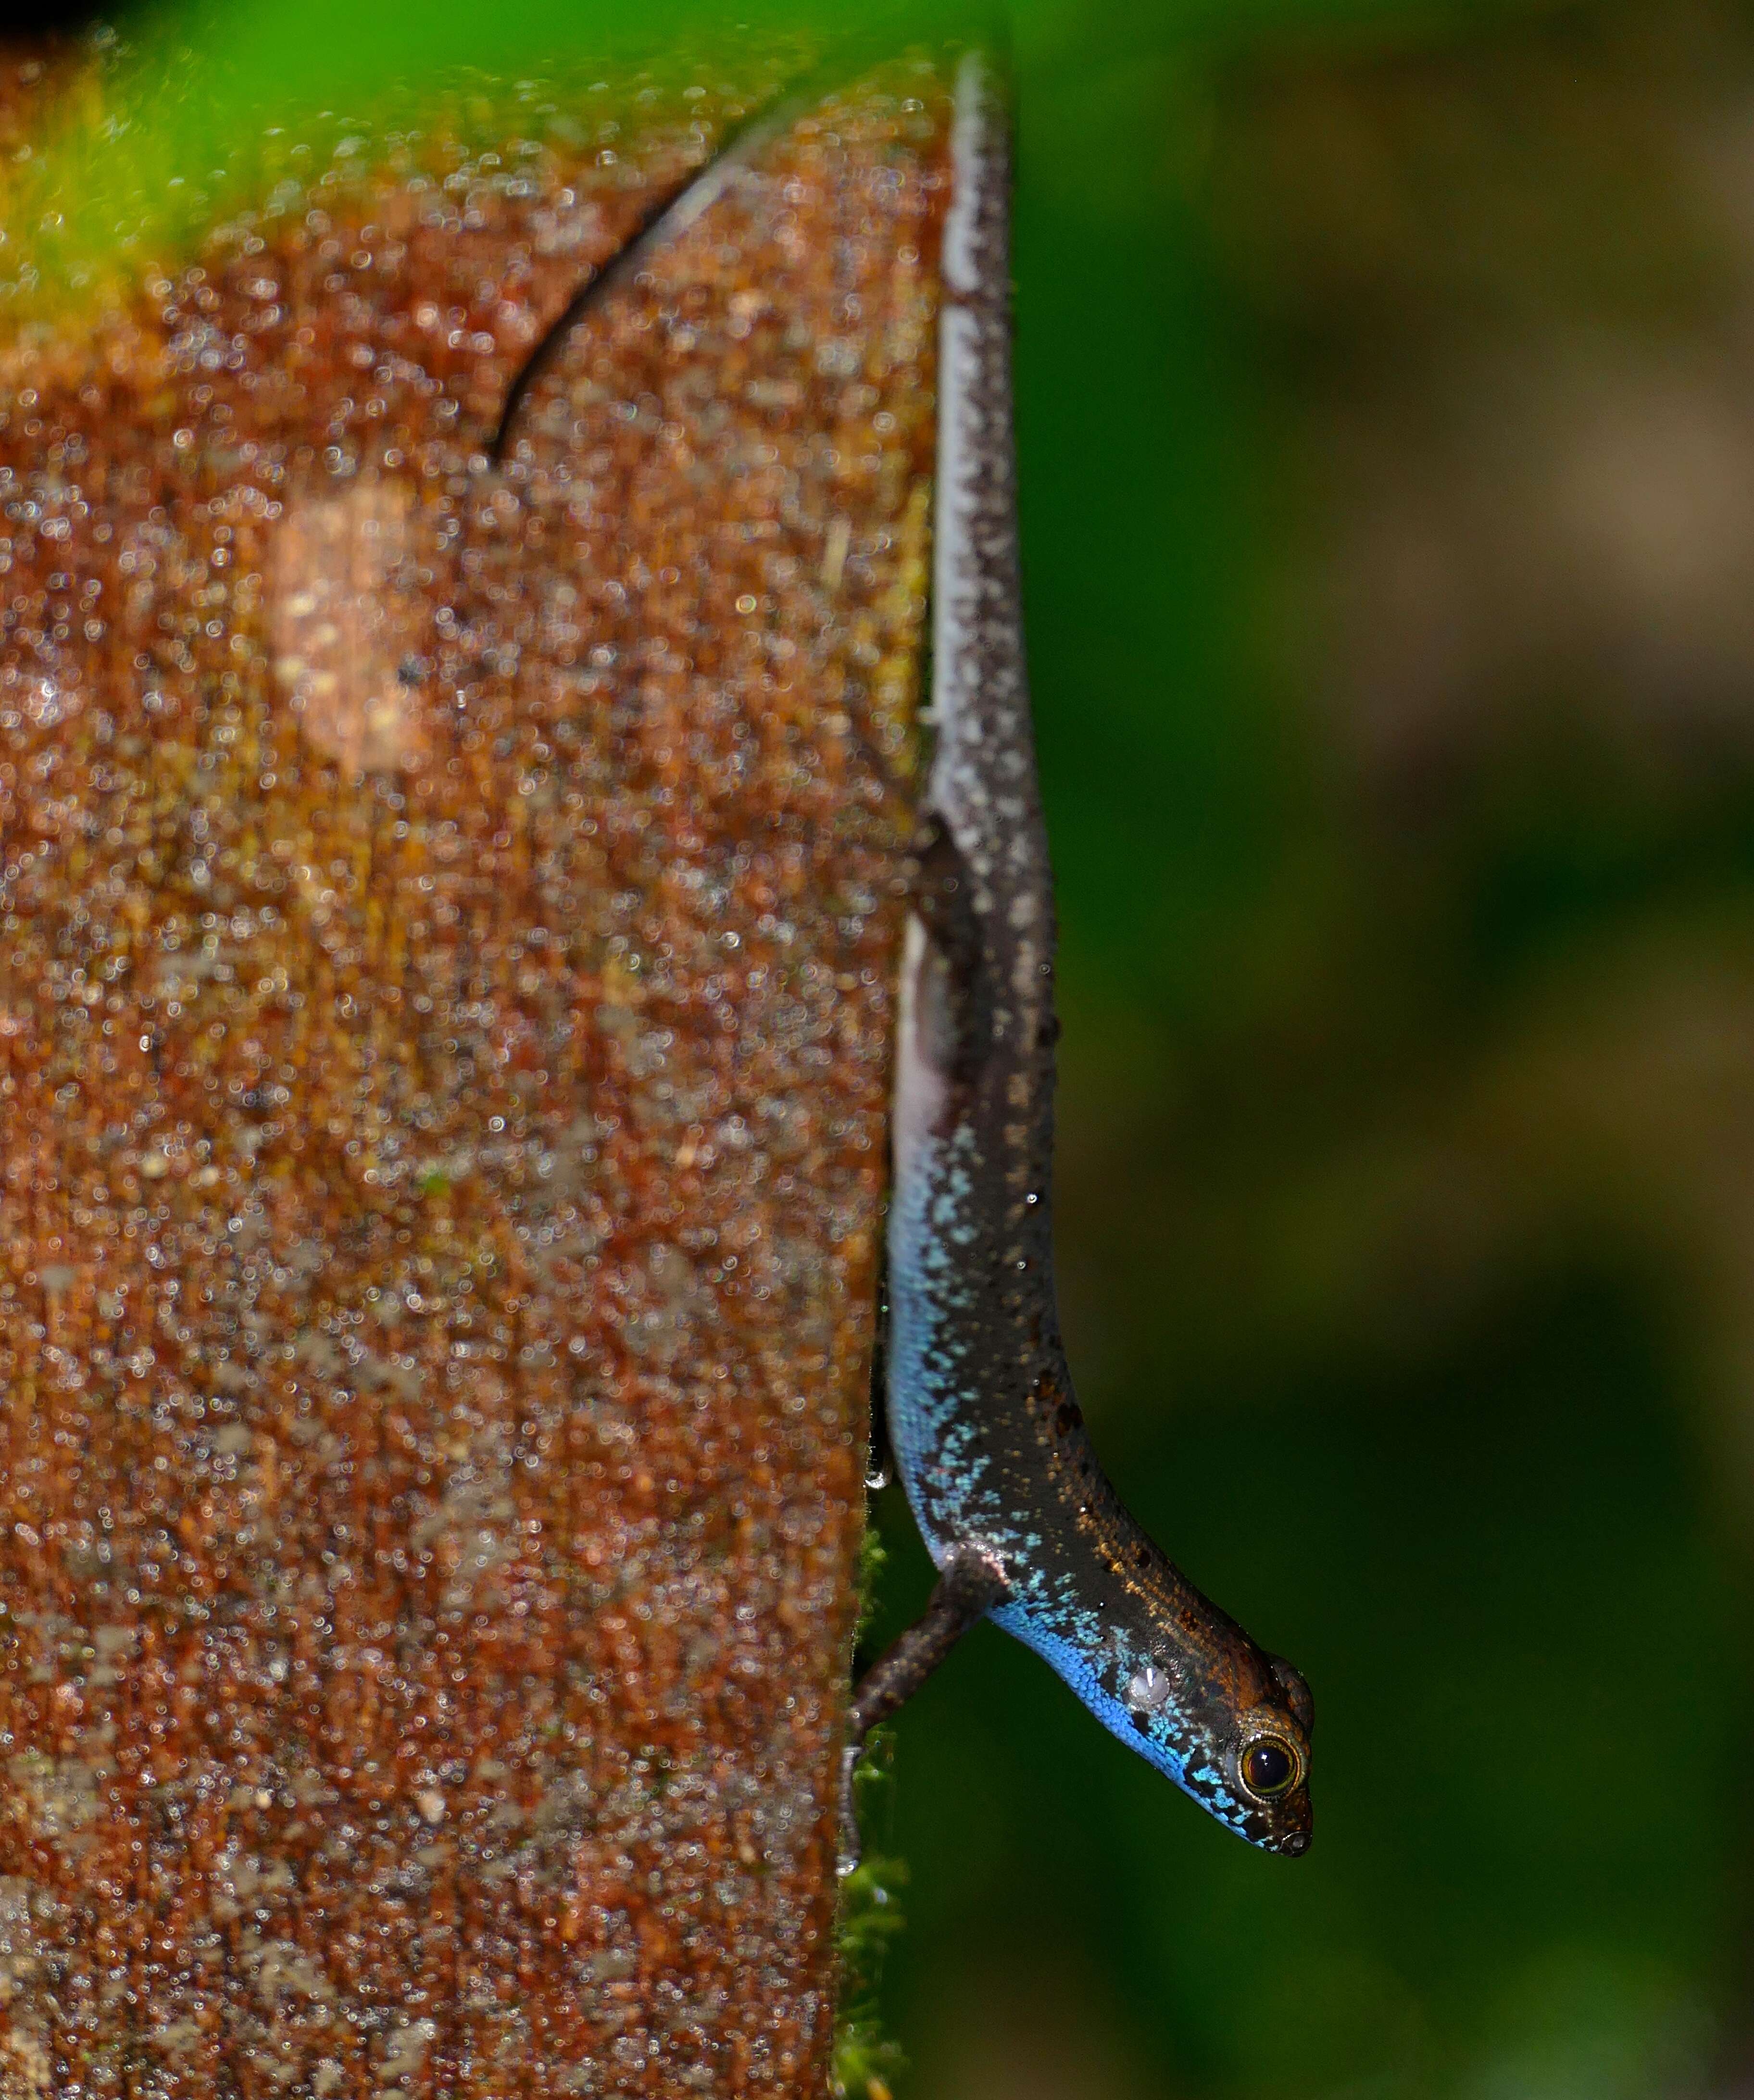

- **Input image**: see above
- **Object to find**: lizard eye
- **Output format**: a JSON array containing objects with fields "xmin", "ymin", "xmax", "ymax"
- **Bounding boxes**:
[{"xmin": 1240, "ymin": 1735, "xmax": 1300, "ymax": 1800}]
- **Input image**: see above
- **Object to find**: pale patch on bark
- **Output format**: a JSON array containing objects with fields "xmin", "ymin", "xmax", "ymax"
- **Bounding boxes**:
[{"xmin": 270, "ymin": 480, "xmax": 429, "ymax": 775}]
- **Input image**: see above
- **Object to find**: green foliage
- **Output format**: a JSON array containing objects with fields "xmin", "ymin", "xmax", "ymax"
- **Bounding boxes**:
[
  {"xmin": 830, "ymin": 1512, "xmax": 906, "ymax": 2097},
  {"xmin": 2, "ymin": 0, "xmax": 1037, "ymax": 322},
  {"xmin": 832, "ymin": 1736, "xmax": 909, "ymax": 2100},
  {"xmin": 0, "ymin": 12, "xmax": 815, "ymax": 318},
  {"xmin": 855, "ymin": 1506, "xmax": 889, "ymax": 1650}
]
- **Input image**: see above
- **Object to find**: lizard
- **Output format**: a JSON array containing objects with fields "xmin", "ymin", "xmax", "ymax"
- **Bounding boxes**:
[{"xmin": 839, "ymin": 46, "xmax": 1314, "ymax": 1872}]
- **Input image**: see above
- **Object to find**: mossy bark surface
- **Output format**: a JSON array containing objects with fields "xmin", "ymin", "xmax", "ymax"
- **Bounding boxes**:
[{"xmin": 0, "ymin": 41, "xmax": 946, "ymax": 2096}]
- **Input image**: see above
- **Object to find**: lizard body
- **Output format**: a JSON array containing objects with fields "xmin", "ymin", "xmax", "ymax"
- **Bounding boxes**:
[{"xmin": 849, "ymin": 49, "xmax": 1313, "ymax": 1863}]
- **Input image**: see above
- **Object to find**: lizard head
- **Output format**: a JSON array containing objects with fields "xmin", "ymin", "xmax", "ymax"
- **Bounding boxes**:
[
  {"xmin": 1227, "ymin": 1649, "xmax": 1314, "ymax": 1855},
  {"xmin": 1108, "ymin": 1610, "xmax": 1314, "ymax": 1856}
]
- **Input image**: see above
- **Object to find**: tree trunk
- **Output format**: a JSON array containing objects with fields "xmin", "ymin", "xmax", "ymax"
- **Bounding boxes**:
[{"xmin": 0, "ymin": 37, "xmax": 949, "ymax": 2096}]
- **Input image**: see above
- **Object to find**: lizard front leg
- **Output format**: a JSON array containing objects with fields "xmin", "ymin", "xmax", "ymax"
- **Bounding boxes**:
[{"xmin": 838, "ymin": 1546, "xmax": 1009, "ymax": 1875}]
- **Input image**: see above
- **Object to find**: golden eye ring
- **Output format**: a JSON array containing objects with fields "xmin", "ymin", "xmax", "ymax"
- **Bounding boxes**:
[{"xmin": 1240, "ymin": 1734, "xmax": 1301, "ymax": 1802}]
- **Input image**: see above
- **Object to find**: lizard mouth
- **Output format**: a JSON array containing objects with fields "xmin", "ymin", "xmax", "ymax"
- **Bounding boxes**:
[{"xmin": 1250, "ymin": 1782, "xmax": 1313, "ymax": 1857}]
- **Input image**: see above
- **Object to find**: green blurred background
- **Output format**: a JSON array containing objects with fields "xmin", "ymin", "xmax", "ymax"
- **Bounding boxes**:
[
  {"xmin": 862, "ymin": 0, "xmax": 1754, "ymax": 2094},
  {"xmin": 30, "ymin": 0, "xmax": 1754, "ymax": 2088}
]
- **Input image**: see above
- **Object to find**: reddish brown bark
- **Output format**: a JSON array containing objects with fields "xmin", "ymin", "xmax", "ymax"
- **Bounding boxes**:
[{"xmin": 0, "ymin": 45, "xmax": 947, "ymax": 2096}]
